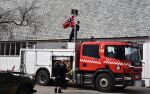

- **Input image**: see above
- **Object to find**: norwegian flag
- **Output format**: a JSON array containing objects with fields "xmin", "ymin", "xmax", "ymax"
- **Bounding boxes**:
[{"xmin": 63, "ymin": 15, "xmax": 75, "ymax": 29}]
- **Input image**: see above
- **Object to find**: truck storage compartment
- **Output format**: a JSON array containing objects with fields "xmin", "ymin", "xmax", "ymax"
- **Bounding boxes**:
[{"xmin": 52, "ymin": 56, "xmax": 74, "ymax": 79}]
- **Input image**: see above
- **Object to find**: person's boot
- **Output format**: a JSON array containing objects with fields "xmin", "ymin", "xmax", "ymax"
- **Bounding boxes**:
[
  {"xmin": 58, "ymin": 88, "xmax": 63, "ymax": 93},
  {"xmin": 55, "ymin": 88, "xmax": 57, "ymax": 93}
]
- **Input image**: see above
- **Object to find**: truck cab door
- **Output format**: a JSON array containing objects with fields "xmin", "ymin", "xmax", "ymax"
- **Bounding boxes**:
[
  {"xmin": 80, "ymin": 44, "xmax": 100, "ymax": 71},
  {"xmin": 104, "ymin": 45, "xmax": 126, "ymax": 73}
]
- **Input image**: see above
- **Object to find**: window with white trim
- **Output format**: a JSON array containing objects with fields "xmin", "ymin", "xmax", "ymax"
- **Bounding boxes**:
[{"xmin": 0, "ymin": 42, "xmax": 27, "ymax": 56}]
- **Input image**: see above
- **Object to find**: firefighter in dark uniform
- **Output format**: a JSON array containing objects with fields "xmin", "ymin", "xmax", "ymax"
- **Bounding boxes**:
[
  {"xmin": 69, "ymin": 21, "xmax": 80, "ymax": 42},
  {"xmin": 53, "ymin": 60, "xmax": 67, "ymax": 93}
]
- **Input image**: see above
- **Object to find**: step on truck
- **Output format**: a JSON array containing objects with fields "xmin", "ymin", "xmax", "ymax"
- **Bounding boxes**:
[{"xmin": 20, "ymin": 41, "xmax": 142, "ymax": 92}]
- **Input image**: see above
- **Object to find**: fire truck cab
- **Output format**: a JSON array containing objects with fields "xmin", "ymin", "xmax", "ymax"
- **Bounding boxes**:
[{"xmin": 75, "ymin": 42, "xmax": 142, "ymax": 91}]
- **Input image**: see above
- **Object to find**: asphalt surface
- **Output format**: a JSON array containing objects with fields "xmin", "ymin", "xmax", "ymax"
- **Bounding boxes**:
[{"xmin": 34, "ymin": 85, "xmax": 150, "ymax": 94}]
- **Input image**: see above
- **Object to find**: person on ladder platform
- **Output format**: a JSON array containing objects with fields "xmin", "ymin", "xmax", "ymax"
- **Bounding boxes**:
[{"xmin": 69, "ymin": 21, "xmax": 80, "ymax": 42}]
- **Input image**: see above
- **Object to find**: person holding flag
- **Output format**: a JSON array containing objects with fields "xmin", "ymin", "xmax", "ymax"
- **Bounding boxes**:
[
  {"xmin": 69, "ymin": 21, "xmax": 80, "ymax": 42},
  {"xmin": 63, "ymin": 15, "xmax": 80, "ymax": 42}
]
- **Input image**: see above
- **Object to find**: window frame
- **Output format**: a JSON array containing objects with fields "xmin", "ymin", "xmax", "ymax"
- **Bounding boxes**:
[
  {"xmin": 105, "ymin": 45, "xmax": 142, "ymax": 61},
  {"xmin": 0, "ymin": 42, "xmax": 28, "ymax": 56},
  {"xmin": 82, "ymin": 44, "xmax": 100, "ymax": 59},
  {"xmin": 104, "ymin": 45, "xmax": 126, "ymax": 60}
]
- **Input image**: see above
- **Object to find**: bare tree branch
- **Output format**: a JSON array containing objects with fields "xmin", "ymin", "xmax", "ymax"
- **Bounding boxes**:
[
  {"xmin": 0, "ymin": 20, "xmax": 27, "ymax": 26},
  {"xmin": 0, "ymin": 0, "xmax": 40, "ymax": 26},
  {"xmin": 0, "ymin": 0, "xmax": 43, "ymax": 40}
]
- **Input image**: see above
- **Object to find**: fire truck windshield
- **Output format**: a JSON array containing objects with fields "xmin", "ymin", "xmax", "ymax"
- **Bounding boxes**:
[
  {"xmin": 125, "ymin": 47, "xmax": 141, "ymax": 61},
  {"xmin": 105, "ymin": 46, "xmax": 141, "ymax": 62}
]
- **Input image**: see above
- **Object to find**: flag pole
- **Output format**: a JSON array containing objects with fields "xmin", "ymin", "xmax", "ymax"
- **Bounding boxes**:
[{"xmin": 74, "ymin": 23, "xmax": 76, "ymax": 43}]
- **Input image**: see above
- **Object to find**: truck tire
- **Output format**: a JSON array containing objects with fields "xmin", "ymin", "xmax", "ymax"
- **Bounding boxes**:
[
  {"xmin": 36, "ymin": 70, "xmax": 50, "ymax": 86},
  {"xmin": 17, "ymin": 86, "xmax": 31, "ymax": 94},
  {"xmin": 95, "ymin": 73, "xmax": 114, "ymax": 92}
]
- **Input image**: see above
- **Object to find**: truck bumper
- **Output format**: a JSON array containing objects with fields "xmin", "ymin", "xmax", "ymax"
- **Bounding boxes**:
[
  {"xmin": 115, "ymin": 80, "xmax": 134, "ymax": 86},
  {"xmin": 114, "ymin": 73, "xmax": 143, "ymax": 86},
  {"xmin": 115, "ymin": 76, "xmax": 134, "ymax": 86},
  {"xmin": 115, "ymin": 78, "xmax": 143, "ymax": 87}
]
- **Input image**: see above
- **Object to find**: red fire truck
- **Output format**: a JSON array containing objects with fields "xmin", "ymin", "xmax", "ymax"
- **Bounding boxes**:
[
  {"xmin": 20, "ymin": 41, "xmax": 142, "ymax": 92},
  {"xmin": 75, "ymin": 41, "xmax": 142, "ymax": 91}
]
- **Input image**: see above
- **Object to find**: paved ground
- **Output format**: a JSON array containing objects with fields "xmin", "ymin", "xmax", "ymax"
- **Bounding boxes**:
[{"xmin": 34, "ymin": 84, "xmax": 150, "ymax": 94}]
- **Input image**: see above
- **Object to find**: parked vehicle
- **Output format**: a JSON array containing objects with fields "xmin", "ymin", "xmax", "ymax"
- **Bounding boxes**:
[
  {"xmin": 19, "ymin": 41, "xmax": 142, "ymax": 92},
  {"xmin": 0, "ymin": 71, "xmax": 36, "ymax": 94}
]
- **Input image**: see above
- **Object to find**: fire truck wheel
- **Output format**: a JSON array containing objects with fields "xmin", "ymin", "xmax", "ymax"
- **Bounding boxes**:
[
  {"xmin": 95, "ymin": 73, "xmax": 114, "ymax": 92},
  {"xmin": 36, "ymin": 70, "xmax": 50, "ymax": 86}
]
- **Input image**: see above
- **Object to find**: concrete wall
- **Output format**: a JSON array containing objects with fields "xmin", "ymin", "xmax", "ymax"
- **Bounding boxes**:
[
  {"xmin": 36, "ymin": 42, "xmax": 67, "ymax": 49},
  {"xmin": 142, "ymin": 38, "xmax": 150, "ymax": 87},
  {"xmin": 0, "ymin": 56, "xmax": 20, "ymax": 72},
  {"xmin": 36, "ymin": 42, "xmax": 75, "ymax": 49}
]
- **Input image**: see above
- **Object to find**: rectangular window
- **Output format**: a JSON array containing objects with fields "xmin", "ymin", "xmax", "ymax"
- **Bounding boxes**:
[
  {"xmin": 0, "ymin": 43, "xmax": 5, "ymax": 55},
  {"xmin": 105, "ymin": 46, "xmax": 125, "ymax": 59},
  {"xmin": 10, "ymin": 43, "xmax": 15, "ymax": 55},
  {"xmin": 0, "ymin": 42, "xmax": 27, "ymax": 56},
  {"xmin": 105, "ymin": 46, "xmax": 115, "ymax": 58},
  {"xmin": 82, "ymin": 45, "xmax": 100, "ymax": 58},
  {"xmin": 5, "ymin": 43, "xmax": 10, "ymax": 55},
  {"xmin": 105, "ymin": 45, "xmax": 141, "ymax": 61},
  {"xmin": 16, "ymin": 43, "xmax": 20, "ymax": 55}
]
